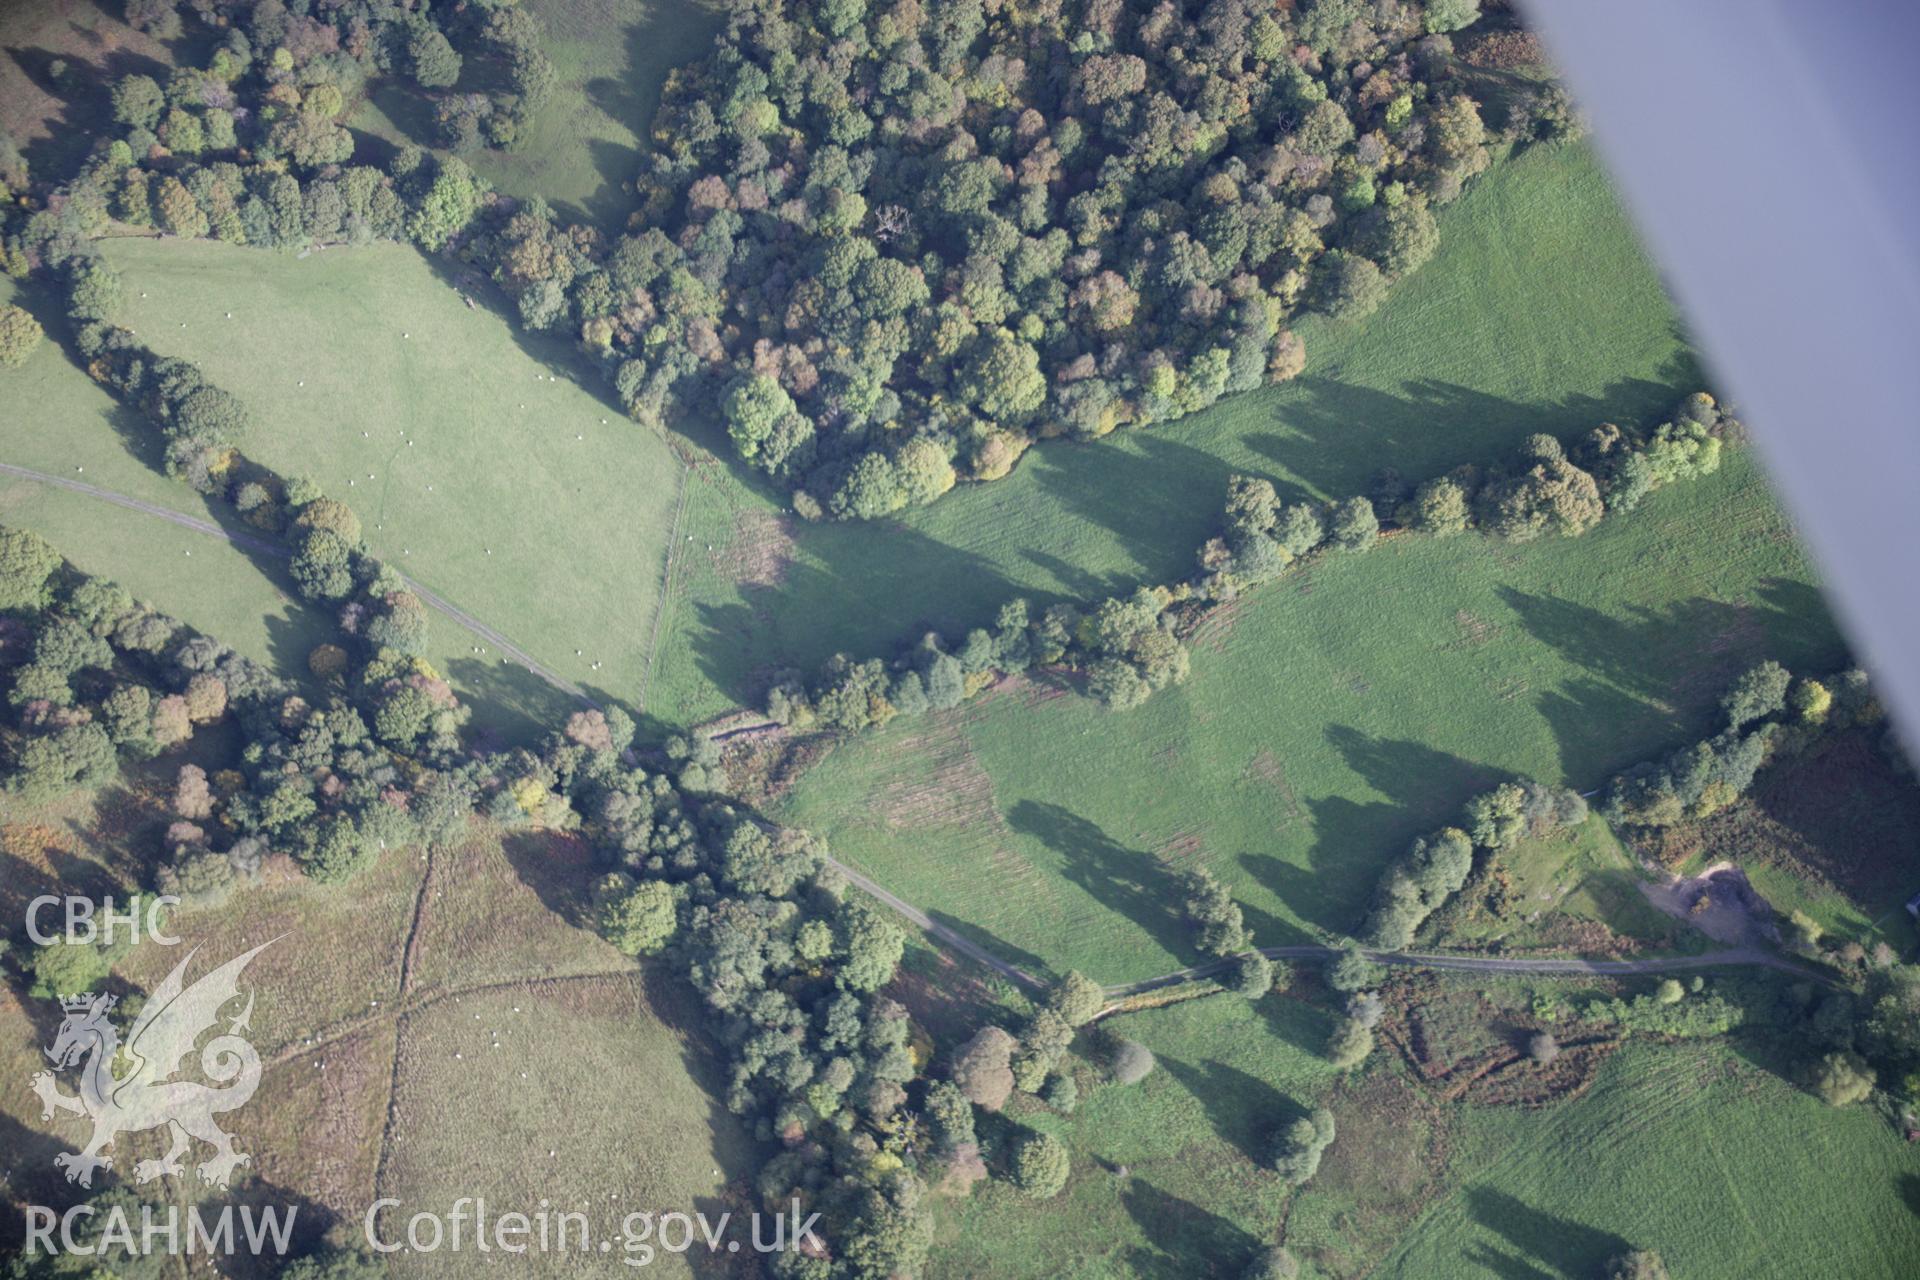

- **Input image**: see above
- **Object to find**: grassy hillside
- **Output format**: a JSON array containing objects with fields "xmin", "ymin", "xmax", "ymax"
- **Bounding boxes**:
[
  {"xmin": 17, "ymin": 142, "xmax": 1698, "ymax": 743},
  {"xmin": 644, "ymin": 141, "xmax": 1706, "ymax": 726},
  {"xmin": 0, "ymin": 275, "xmax": 575, "ymax": 740},
  {"xmin": 780, "ymin": 449, "xmax": 1845, "ymax": 984},
  {"xmin": 928, "ymin": 994, "xmax": 1338, "ymax": 1279},
  {"xmin": 1358, "ymin": 1039, "xmax": 1920, "ymax": 1280},
  {"xmin": 96, "ymin": 237, "xmax": 684, "ymax": 734},
  {"xmin": 0, "ymin": 799, "xmax": 756, "ymax": 1255}
]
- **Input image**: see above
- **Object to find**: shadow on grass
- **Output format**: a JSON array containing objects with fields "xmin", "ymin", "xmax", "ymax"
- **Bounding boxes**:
[
  {"xmin": 1464, "ymin": 1244, "xmax": 1558, "ymax": 1280},
  {"xmin": 1254, "ymin": 986, "xmax": 1337, "ymax": 1059},
  {"xmin": 1467, "ymin": 1187, "xmax": 1633, "ymax": 1278},
  {"xmin": 1005, "ymin": 801, "xmax": 1196, "ymax": 967},
  {"xmin": 1533, "ymin": 675, "xmax": 1670, "ymax": 790},
  {"xmin": 0, "ymin": 1109, "xmax": 70, "ymax": 1249},
  {"xmin": 687, "ymin": 523, "xmax": 1030, "ymax": 711},
  {"xmin": 1900, "ymin": 1174, "xmax": 1920, "ymax": 1220},
  {"xmin": 1246, "ymin": 728, "xmax": 1492, "ymax": 939},
  {"xmin": 1024, "ymin": 432, "xmax": 1244, "ymax": 585},
  {"xmin": 1242, "ymin": 366, "xmax": 1698, "ymax": 501},
  {"xmin": 571, "ymin": 1, "xmax": 726, "ymax": 228},
  {"xmin": 1157, "ymin": 1056, "xmax": 1299, "ymax": 1166},
  {"xmin": 632, "ymin": 960, "xmax": 770, "ymax": 1232},
  {"xmin": 1119, "ymin": 1179, "xmax": 1264, "ymax": 1279},
  {"xmin": 1243, "ymin": 849, "xmax": 1358, "ymax": 938},
  {"xmin": 497, "ymin": 827, "xmax": 601, "ymax": 927},
  {"xmin": 4, "ymin": 38, "xmax": 165, "ymax": 177}
]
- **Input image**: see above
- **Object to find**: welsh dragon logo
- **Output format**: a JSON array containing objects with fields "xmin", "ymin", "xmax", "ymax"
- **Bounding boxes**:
[{"xmin": 30, "ymin": 942, "xmax": 272, "ymax": 1189}]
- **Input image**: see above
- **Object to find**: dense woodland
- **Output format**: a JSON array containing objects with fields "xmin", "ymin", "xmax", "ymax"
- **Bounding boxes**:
[
  {"xmin": 632, "ymin": 0, "xmax": 1578, "ymax": 516},
  {"xmin": 2, "ymin": 0, "xmax": 1579, "ymax": 520}
]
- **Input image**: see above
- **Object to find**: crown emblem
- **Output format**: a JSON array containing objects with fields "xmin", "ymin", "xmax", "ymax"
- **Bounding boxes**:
[{"xmin": 60, "ymin": 993, "xmax": 113, "ymax": 1013}]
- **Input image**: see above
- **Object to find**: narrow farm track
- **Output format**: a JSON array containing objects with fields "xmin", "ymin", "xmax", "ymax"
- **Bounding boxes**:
[
  {"xmin": 0, "ymin": 461, "xmax": 283, "ymax": 554},
  {"xmin": 1105, "ymin": 944, "xmax": 1829, "ymax": 1000},
  {"xmin": 829, "ymin": 858, "xmax": 1044, "ymax": 989},
  {"xmin": 0, "ymin": 467, "xmax": 1828, "ymax": 1000},
  {"xmin": 0, "ymin": 462, "xmax": 590, "ymax": 704}
]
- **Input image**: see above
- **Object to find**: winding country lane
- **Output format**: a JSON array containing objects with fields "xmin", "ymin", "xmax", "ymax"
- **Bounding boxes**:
[
  {"xmin": 1104, "ymin": 944, "xmax": 1826, "ymax": 1000},
  {"xmin": 0, "ymin": 464, "xmax": 1827, "ymax": 1000}
]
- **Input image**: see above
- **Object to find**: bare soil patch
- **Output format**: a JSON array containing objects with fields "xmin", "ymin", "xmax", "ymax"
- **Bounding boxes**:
[{"xmin": 1638, "ymin": 861, "xmax": 1780, "ymax": 946}]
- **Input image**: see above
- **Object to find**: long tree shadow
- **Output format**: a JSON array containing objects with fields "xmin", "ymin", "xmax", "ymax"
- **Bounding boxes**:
[
  {"xmin": 3, "ymin": 39, "xmax": 170, "ymax": 177},
  {"xmin": 1157, "ymin": 1056, "xmax": 1300, "ymax": 1166},
  {"xmin": 0, "ymin": 1110, "xmax": 70, "ymax": 1247},
  {"xmin": 1251, "ymin": 728, "xmax": 1496, "ymax": 936},
  {"xmin": 1499, "ymin": 581, "xmax": 1847, "ymax": 774},
  {"xmin": 570, "ymin": 0, "xmax": 728, "ymax": 227},
  {"xmin": 686, "ymin": 522, "xmax": 1033, "ymax": 711},
  {"xmin": 1254, "ymin": 983, "xmax": 1336, "ymax": 1055},
  {"xmin": 1024, "ymin": 431, "xmax": 1245, "ymax": 586},
  {"xmin": 1246, "ymin": 847, "xmax": 1364, "ymax": 937},
  {"xmin": 1900, "ymin": 1173, "xmax": 1920, "ymax": 1219},
  {"xmin": 1004, "ymin": 801, "xmax": 1197, "ymax": 965},
  {"xmin": 1119, "ymin": 1179, "xmax": 1264, "ymax": 1279},
  {"xmin": 1464, "ymin": 1245, "xmax": 1559, "ymax": 1280},
  {"xmin": 1744, "ymin": 728, "xmax": 1920, "ymax": 908},
  {"xmin": 1467, "ymin": 1187, "xmax": 1633, "ymax": 1277},
  {"xmin": 1018, "ymin": 546, "xmax": 1136, "ymax": 603},
  {"xmin": 440, "ymin": 652, "xmax": 578, "ymax": 745},
  {"xmin": 1242, "ymin": 365, "xmax": 1699, "ymax": 502},
  {"xmin": 1532, "ymin": 675, "xmax": 1675, "ymax": 790},
  {"xmin": 205, "ymin": 1177, "xmax": 338, "ymax": 1279},
  {"xmin": 1324, "ymin": 724, "xmax": 1501, "ymax": 809},
  {"xmin": 1499, "ymin": 585, "xmax": 1840, "ymax": 707},
  {"xmin": 0, "ymin": 837, "xmax": 126, "ymax": 948}
]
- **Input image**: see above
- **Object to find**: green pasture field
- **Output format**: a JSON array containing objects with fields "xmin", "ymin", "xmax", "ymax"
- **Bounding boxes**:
[
  {"xmin": 643, "ymin": 140, "xmax": 1710, "ymax": 727},
  {"xmin": 1, "ymin": 278, "xmax": 341, "ymax": 682},
  {"xmin": 95, "ymin": 236, "xmax": 685, "ymax": 736},
  {"xmin": 779, "ymin": 447, "xmax": 1845, "ymax": 985},
  {"xmin": 928, "ymin": 991, "xmax": 1339, "ymax": 1279},
  {"xmin": 1, "ymin": 274, "xmax": 584, "ymax": 740},
  {"xmin": 1352, "ymin": 1038, "xmax": 1920, "ymax": 1279},
  {"xmin": 18, "ymin": 142, "xmax": 1703, "ymax": 746}
]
